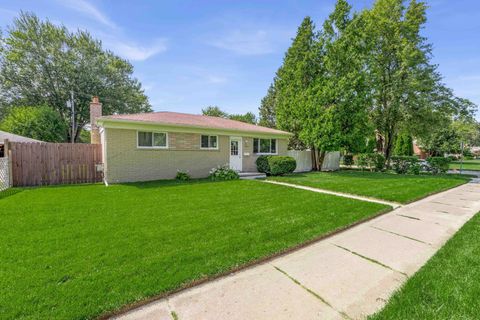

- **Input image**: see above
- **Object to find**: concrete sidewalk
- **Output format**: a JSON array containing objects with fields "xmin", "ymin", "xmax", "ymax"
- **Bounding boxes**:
[
  {"xmin": 264, "ymin": 180, "xmax": 402, "ymax": 208},
  {"xmin": 114, "ymin": 182, "xmax": 480, "ymax": 320}
]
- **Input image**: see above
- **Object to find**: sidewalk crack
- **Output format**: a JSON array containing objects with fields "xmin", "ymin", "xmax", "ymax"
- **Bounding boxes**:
[
  {"xmin": 396, "ymin": 214, "xmax": 421, "ymax": 221},
  {"xmin": 273, "ymin": 266, "xmax": 352, "ymax": 320},
  {"xmin": 370, "ymin": 226, "xmax": 431, "ymax": 246},
  {"xmin": 166, "ymin": 299, "xmax": 179, "ymax": 320},
  {"xmin": 332, "ymin": 244, "xmax": 408, "ymax": 277}
]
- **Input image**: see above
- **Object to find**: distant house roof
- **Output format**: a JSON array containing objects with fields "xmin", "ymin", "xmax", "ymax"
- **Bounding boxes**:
[
  {"xmin": 97, "ymin": 112, "xmax": 292, "ymax": 137},
  {"xmin": 0, "ymin": 130, "xmax": 42, "ymax": 144}
]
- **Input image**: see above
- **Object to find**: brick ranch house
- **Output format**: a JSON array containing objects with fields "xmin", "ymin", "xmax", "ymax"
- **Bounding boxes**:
[{"xmin": 89, "ymin": 97, "xmax": 293, "ymax": 183}]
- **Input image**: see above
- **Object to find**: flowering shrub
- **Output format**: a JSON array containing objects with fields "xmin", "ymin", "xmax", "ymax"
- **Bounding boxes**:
[
  {"xmin": 209, "ymin": 165, "xmax": 239, "ymax": 181},
  {"xmin": 175, "ymin": 170, "xmax": 191, "ymax": 181}
]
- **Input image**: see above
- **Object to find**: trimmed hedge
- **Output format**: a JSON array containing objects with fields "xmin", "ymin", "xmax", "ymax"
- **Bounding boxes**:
[
  {"xmin": 356, "ymin": 153, "xmax": 385, "ymax": 171},
  {"xmin": 256, "ymin": 155, "xmax": 296, "ymax": 176},
  {"xmin": 427, "ymin": 157, "xmax": 450, "ymax": 174},
  {"xmin": 256, "ymin": 155, "xmax": 270, "ymax": 174},
  {"xmin": 391, "ymin": 156, "xmax": 419, "ymax": 175}
]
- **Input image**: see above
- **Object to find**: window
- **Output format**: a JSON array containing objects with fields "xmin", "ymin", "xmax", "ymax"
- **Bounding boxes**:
[
  {"xmin": 201, "ymin": 135, "xmax": 218, "ymax": 149},
  {"xmin": 137, "ymin": 131, "xmax": 167, "ymax": 148},
  {"xmin": 230, "ymin": 140, "xmax": 239, "ymax": 155},
  {"xmin": 253, "ymin": 138, "xmax": 276, "ymax": 154}
]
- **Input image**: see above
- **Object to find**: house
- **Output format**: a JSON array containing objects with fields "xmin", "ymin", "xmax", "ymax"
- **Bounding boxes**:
[
  {"xmin": 413, "ymin": 140, "xmax": 428, "ymax": 159},
  {"xmin": 0, "ymin": 130, "xmax": 42, "ymax": 157},
  {"xmin": 90, "ymin": 97, "xmax": 293, "ymax": 183}
]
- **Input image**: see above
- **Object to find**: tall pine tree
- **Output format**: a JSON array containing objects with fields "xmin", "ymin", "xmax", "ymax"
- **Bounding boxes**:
[
  {"xmin": 275, "ymin": 16, "xmax": 317, "ymax": 150},
  {"xmin": 258, "ymin": 83, "xmax": 277, "ymax": 128}
]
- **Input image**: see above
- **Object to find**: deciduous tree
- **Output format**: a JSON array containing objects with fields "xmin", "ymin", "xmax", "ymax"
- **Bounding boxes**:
[
  {"xmin": 0, "ymin": 106, "xmax": 67, "ymax": 142},
  {"xmin": 0, "ymin": 12, "xmax": 151, "ymax": 142}
]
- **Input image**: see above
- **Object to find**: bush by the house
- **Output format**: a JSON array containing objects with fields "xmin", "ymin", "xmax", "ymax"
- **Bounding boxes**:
[
  {"xmin": 268, "ymin": 156, "xmax": 296, "ymax": 176},
  {"xmin": 427, "ymin": 157, "xmax": 450, "ymax": 174},
  {"xmin": 343, "ymin": 154, "xmax": 354, "ymax": 166},
  {"xmin": 391, "ymin": 156, "xmax": 419, "ymax": 174},
  {"xmin": 256, "ymin": 155, "xmax": 270, "ymax": 174},
  {"xmin": 356, "ymin": 153, "xmax": 385, "ymax": 171},
  {"xmin": 175, "ymin": 170, "xmax": 191, "ymax": 181},
  {"xmin": 209, "ymin": 165, "xmax": 239, "ymax": 181},
  {"xmin": 256, "ymin": 155, "xmax": 296, "ymax": 176}
]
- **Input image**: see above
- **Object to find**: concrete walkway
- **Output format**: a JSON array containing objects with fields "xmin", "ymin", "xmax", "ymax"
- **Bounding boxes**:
[
  {"xmin": 113, "ymin": 182, "xmax": 480, "ymax": 320},
  {"xmin": 264, "ymin": 180, "xmax": 402, "ymax": 208}
]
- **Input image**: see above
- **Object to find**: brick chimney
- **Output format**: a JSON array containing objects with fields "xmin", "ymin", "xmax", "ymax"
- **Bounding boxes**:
[{"xmin": 90, "ymin": 96, "xmax": 102, "ymax": 144}]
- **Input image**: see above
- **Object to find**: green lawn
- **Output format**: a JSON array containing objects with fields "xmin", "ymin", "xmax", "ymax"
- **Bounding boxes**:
[
  {"xmin": 268, "ymin": 171, "xmax": 471, "ymax": 203},
  {"xmin": 449, "ymin": 159, "xmax": 480, "ymax": 171},
  {"xmin": 370, "ymin": 212, "xmax": 480, "ymax": 319},
  {"xmin": 0, "ymin": 179, "xmax": 388, "ymax": 319}
]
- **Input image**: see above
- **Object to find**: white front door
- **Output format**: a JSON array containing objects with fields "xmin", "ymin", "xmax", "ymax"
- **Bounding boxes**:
[{"xmin": 229, "ymin": 137, "xmax": 242, "ymax": 171}]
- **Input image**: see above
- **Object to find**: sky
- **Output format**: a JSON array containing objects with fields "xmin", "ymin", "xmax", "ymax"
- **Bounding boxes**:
[{"xmin": 0, "ymin": 0, "xmax": 479, "ymax": 118}]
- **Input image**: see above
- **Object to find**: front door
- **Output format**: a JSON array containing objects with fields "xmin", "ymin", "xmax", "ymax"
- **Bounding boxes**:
[{"xmin": 229, "ymin": 137, "xmax": 242, "ymax": 171}]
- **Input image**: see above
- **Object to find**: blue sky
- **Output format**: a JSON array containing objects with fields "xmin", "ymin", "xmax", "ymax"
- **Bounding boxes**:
[{"xmin": 1, "ymin": 0, "xmax": 479, "ymax": 118}]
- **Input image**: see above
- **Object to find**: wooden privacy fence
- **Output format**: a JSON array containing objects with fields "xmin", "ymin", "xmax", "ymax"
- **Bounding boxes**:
[{"xmin": 6, "ymin": 141, "xmax": 103, "ymax": 187}]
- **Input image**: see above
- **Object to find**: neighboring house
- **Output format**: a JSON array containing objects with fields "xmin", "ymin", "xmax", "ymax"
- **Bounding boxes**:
[
  {"xmin": 0, "ymin": 130, "xmax": 42, "ymax": 157},
  {"xmin": 89, "ymin": 97, "xmax": 292, "ymax": 183},
  {"xmin": 413, "ymin": 140, "xmax": 428, "ymax": 159}
]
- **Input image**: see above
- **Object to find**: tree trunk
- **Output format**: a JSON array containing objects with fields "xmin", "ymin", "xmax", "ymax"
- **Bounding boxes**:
[
  {"xmin": 317, "ymin": 151, "xmax": 326, "ymax": 171},
  {"xmin": 311, "ymin": 147, "xmax": 318, "ymax": 171}
]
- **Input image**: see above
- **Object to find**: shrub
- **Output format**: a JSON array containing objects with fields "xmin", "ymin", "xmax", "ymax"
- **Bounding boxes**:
[
  {"xmin": 175, "ymin": 170, "xmax": 191, "ymax": 181},
  {"xmin": 256, "ymin": 155, "xmax": 297, "ymax": 176},
  {"xmin": 343, "ymin": 154, "xmax": 354, "ymax": 166},
  {"xmin": 256, "ymin": 155, "xmax": 270, "ymax": 174},
  {"xmin": 209, "ymin": 165, "xmax": 239, "ymax": 181},
  {"xmin": 408, "ymin": 162, "xmax": 421, "ymax": 175},
  {"xmin": 370, "ymin": 153, "xmax": 386, "ymax": 171},
  {"xmin": 391, "ymin": 156, "xmax": 419, "ymax": 174},
  {"xmin": 255, "ymin": 156, "xmax": 297, "ymax": 176},
  {"xmin": 427, "ymin": 157, "xmax": 450, "ymax": 174},
  {"xmin": 356, "ymin": 154, "xmax": 367, "ymax": 170},
  {"xmin": 356, "ymin": 153, "xmax": 385, "ymax": 171},
  {"xmin": 268, "ymin": 156, "xmax": 296, "ymax": 176}
]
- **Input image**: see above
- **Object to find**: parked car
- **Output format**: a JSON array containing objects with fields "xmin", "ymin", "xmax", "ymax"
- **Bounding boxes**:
[{"xmin": 419, "ymin": 159, "xmax": 431, "ymax": 171}]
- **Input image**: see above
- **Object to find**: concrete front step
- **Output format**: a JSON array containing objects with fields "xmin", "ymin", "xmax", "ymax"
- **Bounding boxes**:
[{"xmin": 238, "ymin": 172, "xmax": 266, "ymax": 180}]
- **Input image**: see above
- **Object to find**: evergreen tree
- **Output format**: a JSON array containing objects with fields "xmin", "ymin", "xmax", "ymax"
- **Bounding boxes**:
[
  {"xmin": 276, "ymin": 1, "xmax": 371, "ymax": 168},
  {"xmin": 275, "ymin": 16, "xmax": 317, "ymax": 150},
  {"xmin": 394, "ymin": 132, "xmax": 414, "ymax": 156},
  {"xmin": 258, "ymin": 84, "xmax": 277, "ymax": 128}
]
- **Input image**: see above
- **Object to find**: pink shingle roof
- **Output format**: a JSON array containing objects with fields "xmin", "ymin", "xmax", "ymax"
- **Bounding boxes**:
[{"xmin": 99, "ymin": 112, "xmax": 291, "ymax": 136}]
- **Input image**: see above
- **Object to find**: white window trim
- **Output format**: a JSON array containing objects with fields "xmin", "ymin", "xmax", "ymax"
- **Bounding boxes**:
[
  {"xmin": 200, "ymin": 135, "xmax": 219, "ymax": 150},
  {"xmin": 253, "ymin": 138, "xmax": 278, "ymax": 155},
  {"xmin": 136, "ymin": 130, "xmax": 169, "ymax": 149}
]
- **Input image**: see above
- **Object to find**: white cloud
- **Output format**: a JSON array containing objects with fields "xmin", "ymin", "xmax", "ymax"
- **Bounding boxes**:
[
  {"xmin": 209, "ymin": 29, "xmax": 276, "ymax": 55},
  {"xmin": 105, "ymin": 38, "xmax": 168, "ymax": 61},
  {"xmin": 205, "ymin": 74, "xmax": 227, "ymax": 84},
  {"xmin": 59, "ymin": 0, "xmax": 117, "ymax": 29}
]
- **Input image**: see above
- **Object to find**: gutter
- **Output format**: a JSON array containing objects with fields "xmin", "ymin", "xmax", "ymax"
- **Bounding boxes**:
[{"xmin": 96, "ymin": 117, "xmax": 293, "ymax": 139}]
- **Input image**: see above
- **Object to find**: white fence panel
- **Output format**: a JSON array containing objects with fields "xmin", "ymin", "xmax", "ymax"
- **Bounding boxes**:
[
  {"xmin": 0, "ymin": 157, "xmax": 10, "ymax": 191},
  {"xmin": 287, "ymin": 150, "xmax": 312, "ymax": 172},
  {"xmin": 322, "ymin": 151, "xmax": 340, "ymax": 171},
  {"xmin": 287, "ymin": 150, "xmax": 340, "ymax": 172}
]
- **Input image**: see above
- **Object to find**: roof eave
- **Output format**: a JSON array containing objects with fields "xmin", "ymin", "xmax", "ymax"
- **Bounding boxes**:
[{"xmin": 96, "ymin": 117, "xmax": 293, "ymax": 138}]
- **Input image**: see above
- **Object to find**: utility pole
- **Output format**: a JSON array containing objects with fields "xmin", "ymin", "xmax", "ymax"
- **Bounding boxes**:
[
  {"xmin": 70, "ymin": 91, "xmax": 75, "ymax": 144},
  {"xmin": 460, "ymin": 141, "xmax": 464, "ymax": 174}
]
